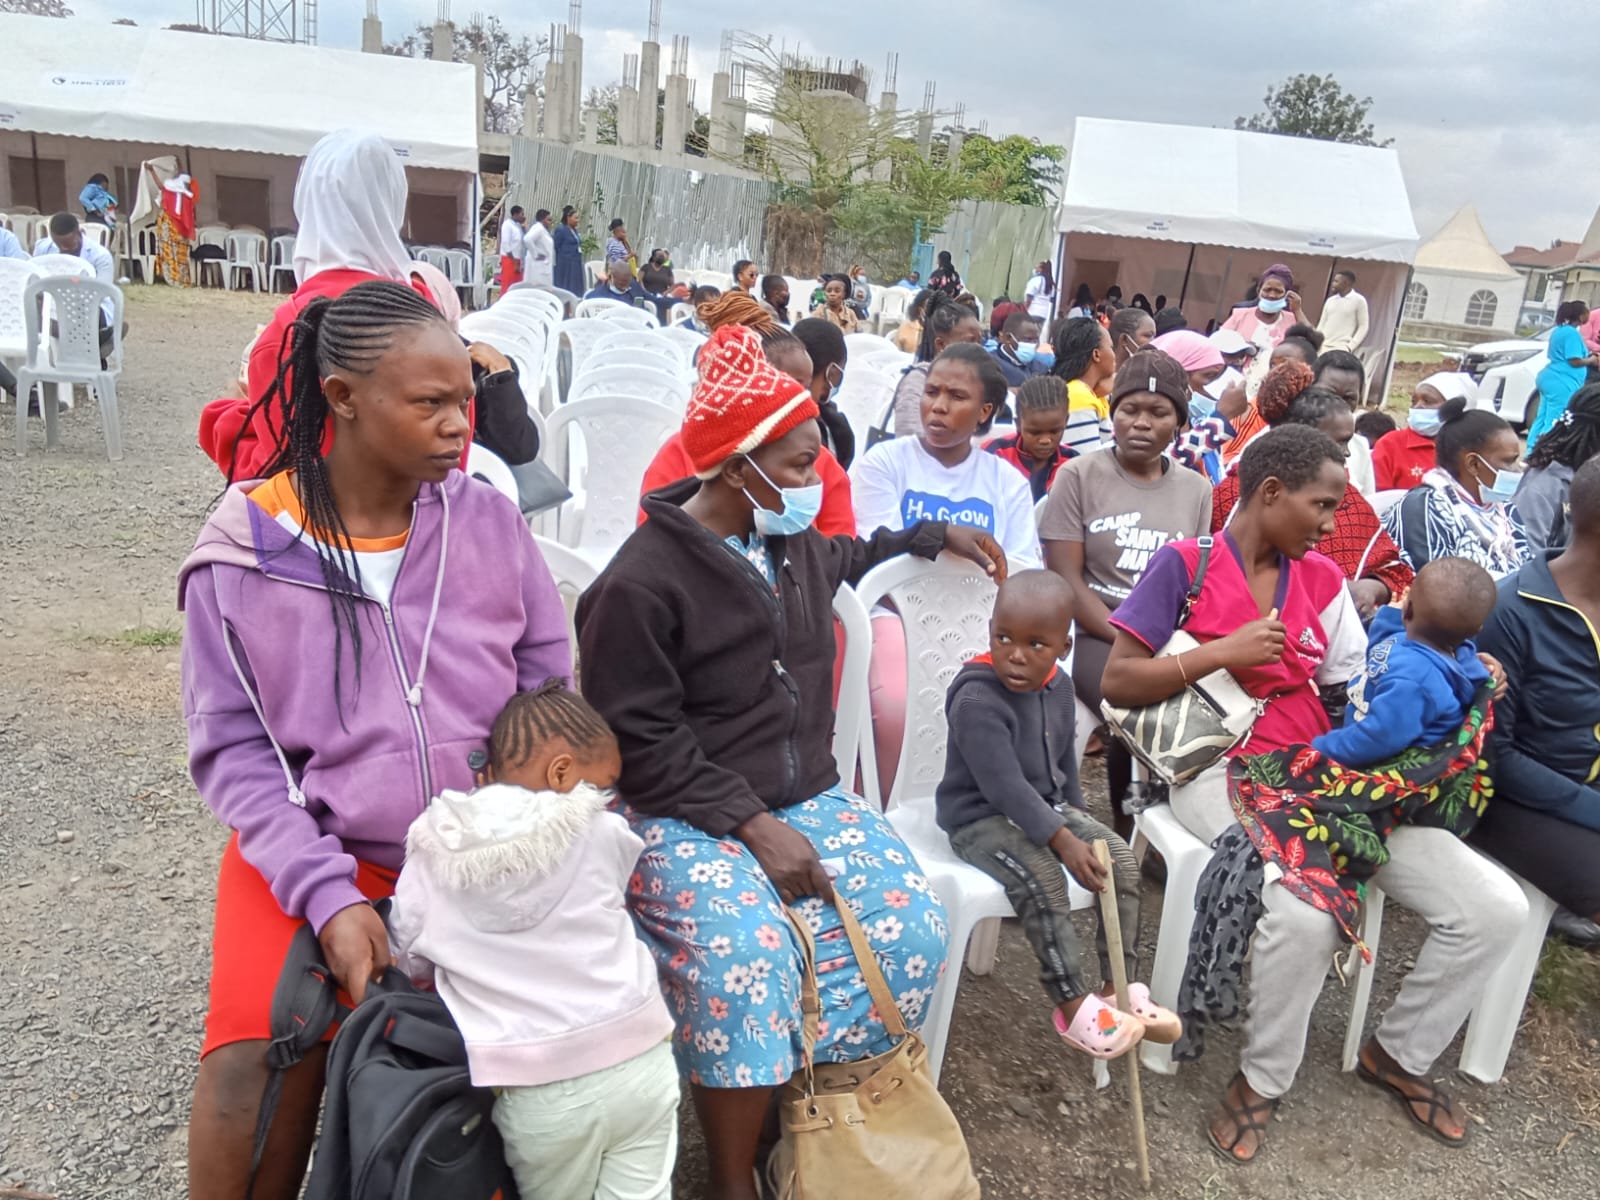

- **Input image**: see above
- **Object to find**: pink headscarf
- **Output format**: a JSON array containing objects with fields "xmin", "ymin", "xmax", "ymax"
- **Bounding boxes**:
[
  {"xmin": 409, "ymin": 260, "xmax": 462, "ymax": 330},
  {"xmin": 1152, "ymin": 330, "xmax": 1224, "ymax": 374}
]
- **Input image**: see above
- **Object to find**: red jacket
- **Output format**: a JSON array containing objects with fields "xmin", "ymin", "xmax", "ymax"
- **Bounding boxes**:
[
  {"xmin": 1211, "ymin": 474, "xmax": 1413, "ymax": 600},
  {"xmin": 197, "ymin": 269, "xmax": 466, "ymax": 479},
  {"xmin": 1371, "ymin": 427, "xmax": 1437, "ymax": 492},
  {"xmin": 982, "ymin": 433, "xmax": 1074, "ymax": 502},
  {"xmin": 637, "ymin": 432, "xmax": 856, "ymax": 537}
]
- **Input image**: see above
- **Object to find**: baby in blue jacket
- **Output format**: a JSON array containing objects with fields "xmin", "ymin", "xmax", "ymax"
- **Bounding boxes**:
[{"xmin": 1315, "ymin": 557, "xmax": 1501, "ymax": 766}]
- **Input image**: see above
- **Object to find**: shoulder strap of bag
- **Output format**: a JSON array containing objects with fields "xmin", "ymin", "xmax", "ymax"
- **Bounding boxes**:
[
  {"xmin": 784, "ymin": 906, "xmax": 822, "ymax": 1094},
  {"xmin": 246, "ymin": 922, "xmax": 347, "ymax": 1199},
  {"xmin": 1177, "ymin": 535, "xmax": 1214, "ymax": 629}
]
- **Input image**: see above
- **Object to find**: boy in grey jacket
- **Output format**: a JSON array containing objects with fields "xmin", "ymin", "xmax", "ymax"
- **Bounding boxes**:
[{"xmin": 936, "ymin": 570, "xmax": 1180, "ymax": 1060}]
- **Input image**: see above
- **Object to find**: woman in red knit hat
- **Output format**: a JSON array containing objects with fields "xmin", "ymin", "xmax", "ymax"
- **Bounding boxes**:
[{"xmin": 577, "ymin": 324, "xmax": 1002, "ymax": 1199}]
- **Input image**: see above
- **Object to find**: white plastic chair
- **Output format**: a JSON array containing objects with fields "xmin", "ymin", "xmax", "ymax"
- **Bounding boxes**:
[
  {"xmin": 78, "ymin": 223, "xmax": 111, "ymax": 249},
  {"xmin": 1344, "ymin": 865, "xmax": 1556, "ymax": 1084},
  {"xmin": 444, "ymin": 248, "xmax": 483, "ymax": 310},
  {"xmin": 575, "ymin": 298, "xmax": 662, "ymax": 329},
  {"xmin": 569, "ymin": 364, "xmax": 690, "ymax": 410},
  {"xmin": 224, "ymin": 231, "xmax": 268, "ymax": 292},
  {"xmin": 131, "ymin": 225, "xmax": 159, "ymax": 285},
  {"xmin": 14, "ymin": 215, "xmax": 49, "ymax": 252},
  {"xmin": 29, "ymin": 254, "xmax": 96, "ymax": 279},
  {"xmin": 531, "ymin": 532, "xmax": 599, "ymax": 659},
  {"xmin": 14, "ymin": 276, "xmax": 125, "ymax": 460},
  {"xmin": 854, "ymin": 553, "xmax": 1097, "ymax": 1085},
  {"xmin": 0, "ymin": 257, "xmax": 43, "ymax": 373},
  {"xmin": 658, "ymin": 324, "xmax": 706, "ymax": 366},
  {"xmin": 831, "ymin": 582, "xmax": 872, "ymax": 787},
  {"xmin": 584, "ymin": 260, "xmax": 606, "ymax": 288},
  {"xmin": 544, "ymin": 394, "xmax": 681, "ymax": 570},
  {"xmin": 269, "ymin": 235, "xmax": 296, "ymax": 292},
  {"xmin": 465, "ymin": 442, "xmax": 519, "ymax": 506},
  {"xmin": 416, "ymin": 246, "xmax": 451, "ymax": 273},
  {"xmin": 874, "ymin": 287, "xmax": 912, "ymax": 335},
  {"xmin": 193, "ymin": 225, "xmax": 230, "ymax": 287},
  {"xmin": 831, "ymin": 365, "xmax": 900, "ymax": 448},
  {"xmin": 557, "ymin": 321, "xmax": 615, "ymax": 398}
]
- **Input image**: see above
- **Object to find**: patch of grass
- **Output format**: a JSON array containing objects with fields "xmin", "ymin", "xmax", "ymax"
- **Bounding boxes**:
[
  {"xmin": 1395, "ymin": 343, "xmax": 1449, "ymax": 365},
  {"xmin": 1533, "ymin": 938, "xmax": 1600, "ymax": 1012},
  {"xmin": 117, "ymin": 626, "xmax": 182, "ymax": 649}
]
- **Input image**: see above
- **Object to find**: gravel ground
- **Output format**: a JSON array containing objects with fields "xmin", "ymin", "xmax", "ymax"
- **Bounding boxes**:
[{"xmin": 1, "ymin": 286, "xmax": 1596, "ymax": 1199}]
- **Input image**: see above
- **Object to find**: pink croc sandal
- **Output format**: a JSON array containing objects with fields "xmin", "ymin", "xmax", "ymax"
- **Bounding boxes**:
[
  {"xmin": 1123, "ymin": 982, "xmax": 1183, "ymax": 1045},
  {"xmin": 1052, "ymin": 993, "xmax": 1144, "ymax": 1060}
]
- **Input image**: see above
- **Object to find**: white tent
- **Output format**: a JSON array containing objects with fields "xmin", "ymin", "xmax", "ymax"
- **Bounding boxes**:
[
  {"xmin": 1405, "ymin": 205, "xmax": 1522, "ymax": 335},
  {"xmin": 1054, "ymin": 117, "xmax": 1419, "ymax": 401},
  {"xmin": 0, "ymin": 14, "xmax": 480, "ymax": 257}
]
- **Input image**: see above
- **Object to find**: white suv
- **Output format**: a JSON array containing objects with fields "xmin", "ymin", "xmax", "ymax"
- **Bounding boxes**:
[{"xmin": 1461, "ymin": 329, "xmax": 1549, "ymax": 432}]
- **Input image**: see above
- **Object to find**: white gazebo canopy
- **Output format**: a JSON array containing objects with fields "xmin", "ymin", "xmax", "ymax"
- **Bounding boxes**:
[
  {"xmin": 0, "ymin": 14, "xmax": 480, "ymax": 173},
  {"xmin": 1053, "ymin": 117, "xmax": 1419, "ymax": 402},
  {"xmin": 1055, "ymin": 117, "xmax": 1419, "ymax": 262}
]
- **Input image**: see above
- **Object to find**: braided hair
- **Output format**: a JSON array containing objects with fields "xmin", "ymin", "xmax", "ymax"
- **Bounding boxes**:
[
  {"xmin": 1049, "ymin": 316, "xmax": 1107, "ymax": 384},
  {"xmin": 915, "ymin": 292, "xmax": 979, "ymax": 363},
  {"xmin": 1254, "ymin": 360, "xmax": 1316, "ymax": 424},
  {"xmin": 490, "ymin": 678, "xmax": 616, "ymax": 771},
  {"xmin": 1528, "ymin": 383, "xmax": 1600, "ymax": 471},
  {"xmin": 1016, "ymin": 374, "xmax": 1069, "ymax": 415},
  {"xmin": 233, "ymin": 280, "xmax": 451, "ymax": 717}
]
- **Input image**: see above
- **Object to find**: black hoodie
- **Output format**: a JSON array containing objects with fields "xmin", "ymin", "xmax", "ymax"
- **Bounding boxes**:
[
  {"xmin": 576, "ymin": 478, "xmax": 945, "ymax": 835},
  {"xmin": 934, "ymin": 660, "xmax": 1084, "ymax": 846}
]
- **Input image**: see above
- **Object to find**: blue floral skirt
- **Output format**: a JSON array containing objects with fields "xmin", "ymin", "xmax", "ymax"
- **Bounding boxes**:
[{"xmin": 623, "ymin": 786, "xmax": 949, "ymax": 1088}]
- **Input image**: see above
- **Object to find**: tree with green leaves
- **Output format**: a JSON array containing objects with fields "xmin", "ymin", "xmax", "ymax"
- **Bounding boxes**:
[
  {"xmin": 386, "ymin": 16, "xmax": 546, "ymax": 135},
  {"xmin": 1236, "ymin": 73, "xmax": 1393, "ymax": 147},
  {"xmin": 1, "ymin": 0, "xmax": 72, "ymax": 14}
]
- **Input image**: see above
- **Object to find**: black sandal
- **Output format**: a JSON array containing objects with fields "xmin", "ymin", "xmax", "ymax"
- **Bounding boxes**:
[
  {"xmin": 1356, "ymin": 1041, "xmax": 1469, "ymax": 1149},
  {"xmin": 1205, "ymin": 1072, "xmax": 1279, "ymax": 1166}
]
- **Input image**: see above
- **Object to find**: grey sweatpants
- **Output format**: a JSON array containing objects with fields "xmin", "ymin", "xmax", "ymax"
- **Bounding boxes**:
[
  {"xmin": 950, "ymin": 810, "xmax": 1141, "ymax": 1005},
  {"xmin": 1172, "ymin": 765, "xmax": 1528, "ymax": 1098}
]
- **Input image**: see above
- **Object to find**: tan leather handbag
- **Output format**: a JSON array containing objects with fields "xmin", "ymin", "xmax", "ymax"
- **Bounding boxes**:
[{"xmin": 766, "ymin": 898, "xmax": 981, "ymax": 1200}]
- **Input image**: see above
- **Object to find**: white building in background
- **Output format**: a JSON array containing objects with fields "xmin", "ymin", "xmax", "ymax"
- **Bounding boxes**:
[{"xmin": 1401, "ymin": 205, "xmax": 1523, "ymax": 339}]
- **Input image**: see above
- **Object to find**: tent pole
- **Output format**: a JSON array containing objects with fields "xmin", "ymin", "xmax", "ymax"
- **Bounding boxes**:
[
  {"xmin": 1322, "ymin": 259, "xmax": 1339, "ymax": 325},
  {"xmin": 1378, "ymin": 266, "xmax": 1413, "ymax": 410},
  {"xmin": 30, "ymin": 134, "xmax": 41, "ymax": 211},
  {"xmin": 1177, "ymin": 243, "xmax": 1197, "ymax": 309}
]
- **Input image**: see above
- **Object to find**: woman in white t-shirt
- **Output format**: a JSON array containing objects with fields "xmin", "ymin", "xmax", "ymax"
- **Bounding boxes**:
[
  {"xmin": 1024, "ymin": 260, "xmax": 1057, "ymax": 322},
  {"xmin": 853, "ymin": 342, "xmax": 1040, "ymax": 794}
]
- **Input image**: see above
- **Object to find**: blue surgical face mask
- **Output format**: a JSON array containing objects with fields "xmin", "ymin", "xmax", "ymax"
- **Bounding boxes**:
[
  {"xmin": 1408, "ymin": 407, "xmax": 1442, "ymax": 437},
  {"xmin": 744, "ymin": 459, "xmax": 823, "ymax": 536},
  {"xmin": 1188, "ymin": 394, "xmax": 1217, "ymax": 422},
  {"xmin": 1257, "ymin": 296, "xmax": 1288, "ymax": 314},
  {"xmin": 1473, "ymin": 455, "xmax": 1522, "ymax": 506},
  {"xmin": 1014, "ymin": 342, "xmax": 1039, "ymax": 365},
  {"xmin": 1034, "ymin": 349, "xmax": 1056, "ymax": 371},
  {"xmin": 984, "ymin": 337, "xmax": 999, "ymax": 353}
]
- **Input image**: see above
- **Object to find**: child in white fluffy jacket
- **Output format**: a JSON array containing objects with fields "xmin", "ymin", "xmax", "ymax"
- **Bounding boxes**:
[{"xmin": 389, "ymin": 680, "xmax": 678, "ymax": 1200}]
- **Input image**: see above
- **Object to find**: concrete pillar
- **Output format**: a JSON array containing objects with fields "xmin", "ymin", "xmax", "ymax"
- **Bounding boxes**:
[
  {"xmin": 617, "ymin": 84, "xmax": 639, "ymax": 147},
  {"xmin": 543, "ymin": 59, "xmax": 565, "ymax": 140},
  {"xmin": 522, "ymin": 83, "xmax": 540, "ymax": 137},
  {"xmin": 916, "ymin": 110, "xmax": 934, "ymax": 158},
  {"xmin": 637, "ymin": 40, "xmax": 661, "ymax": 150},
  {"xmin": 581, "ymin": 107, "xmax": 599, "ymax": 145},
  {"xmin": 947, "ymin": 127, "xmax": 965, "ymax": 168},
  {"xmin": 430, "ymin": 20, "xmax": 452, "ymax": 61},
  {"xmin": 563, "ymin": 32, "xmax": 584, "ymax": 147},
  {"xmin": 662, "ymin": 73, "xmax": 689, "ymax": 160},
  {"xmin": 872, "ymin": 91, "xmax": 898, "ymax": 182},
  {"xmin": 360, "ymin": 15, "xmax": 383, "ymax": 53},
  {"xmin": 709, "ymin": 71, "xmax": 733, "ymax": 157}
]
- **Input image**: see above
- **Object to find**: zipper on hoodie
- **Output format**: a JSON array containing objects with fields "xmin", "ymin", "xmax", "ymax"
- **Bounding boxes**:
[
  {"xmin": 381, "ymin": 602, "xmax": 433, "ymax": 804},
  {"xmin": 721, "ymin": 541, "xmax": 800, "ymax": 805}
]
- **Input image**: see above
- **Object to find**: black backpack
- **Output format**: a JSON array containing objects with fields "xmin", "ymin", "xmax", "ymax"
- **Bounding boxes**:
[{"xmin": 249, "ymin": 920, "xmax": 520, "ymax": 1200}]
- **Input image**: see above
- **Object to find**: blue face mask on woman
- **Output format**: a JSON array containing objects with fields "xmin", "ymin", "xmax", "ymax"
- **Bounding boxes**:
[
  {"xmin": 1257, "ymin": 296, "xmax": 1287, "ymax": 314},
  {"xmin": 1472, "ymin": 455, "xmax": 1522, "ymax": 506},
  {"xmin": 1408, "ymin": 407, "xmax": 1442, "ymax": 437},
  {"xmin": 744, "ymin": 459, "xmax": 823, "ymax": 536}
]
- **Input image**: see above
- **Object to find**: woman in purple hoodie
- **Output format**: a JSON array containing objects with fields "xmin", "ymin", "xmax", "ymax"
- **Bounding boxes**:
[{"xmin": 178, "ymin": 281, "xmax": 571, "ymax": 1200}]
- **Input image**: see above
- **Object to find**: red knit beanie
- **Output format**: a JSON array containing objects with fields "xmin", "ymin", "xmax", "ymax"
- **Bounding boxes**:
[{"xmin": 682, "ymin": 324, "xmax": 818, "ymax": 478}]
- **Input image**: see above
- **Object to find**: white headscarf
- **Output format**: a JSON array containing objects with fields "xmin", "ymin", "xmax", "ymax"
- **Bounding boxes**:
[
  {"xmin": 1417, "ymin": 371, "xmax": 1477, "ymax": 404},
  {"xmin": 291, "ymin": 130, "xmax": 412, "ymax": 286}
]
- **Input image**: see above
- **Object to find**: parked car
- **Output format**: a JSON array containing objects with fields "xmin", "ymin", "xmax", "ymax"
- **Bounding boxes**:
[
  {"xmin": 1462, "ymin": 328, "xmax": 1550, "ymax": 432},
  {"xmin": 1516, "ymin": 309, "xmax": 1557, "ymax": 337}
]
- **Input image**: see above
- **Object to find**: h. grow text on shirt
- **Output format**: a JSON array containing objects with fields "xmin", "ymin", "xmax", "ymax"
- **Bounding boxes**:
[{"xmin": 902, "ymin": 490, "xmax": 996, "ymax": 533}]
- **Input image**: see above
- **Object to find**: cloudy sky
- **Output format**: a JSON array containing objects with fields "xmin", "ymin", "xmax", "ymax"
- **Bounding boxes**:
[{"xmin": 75, "ymin": 0, "xmax": 1600, "ymax": 251}]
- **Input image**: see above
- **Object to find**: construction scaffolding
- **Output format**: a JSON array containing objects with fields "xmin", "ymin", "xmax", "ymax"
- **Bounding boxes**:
[{"xmin": 194, "ymin": 0, "xmax": 317, "ymax": 44}]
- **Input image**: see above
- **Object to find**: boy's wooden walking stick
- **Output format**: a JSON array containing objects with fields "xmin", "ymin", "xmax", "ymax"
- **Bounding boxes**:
[{"xmin": 1094, "ymin": 839, "xmax": 1151, "ymax": 1188}]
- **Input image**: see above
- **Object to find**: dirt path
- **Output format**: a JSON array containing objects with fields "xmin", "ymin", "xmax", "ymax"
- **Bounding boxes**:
[{"xmin": 0, "ymin": 286, "xmax": 1594, "ymax": 1198}]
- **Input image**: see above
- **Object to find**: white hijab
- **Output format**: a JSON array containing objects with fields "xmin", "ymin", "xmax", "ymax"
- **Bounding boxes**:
[{"xmin": 291, "ymin": 130, "xmax": 412, "ymax": 286}]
